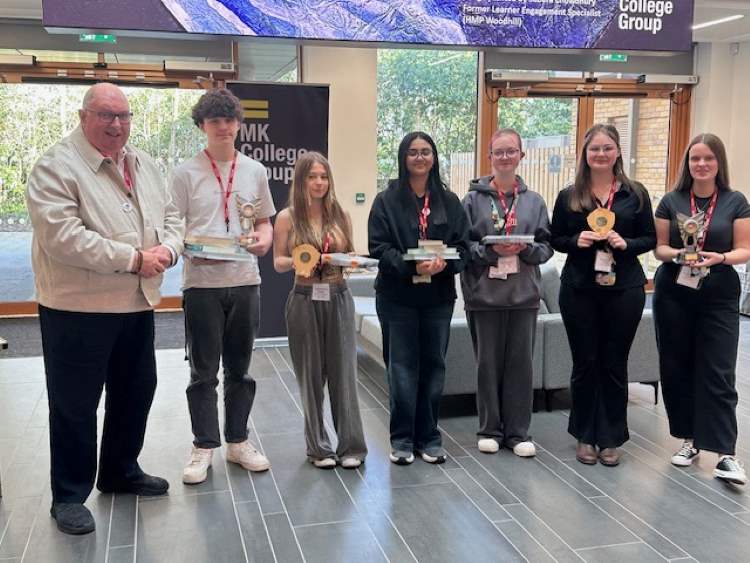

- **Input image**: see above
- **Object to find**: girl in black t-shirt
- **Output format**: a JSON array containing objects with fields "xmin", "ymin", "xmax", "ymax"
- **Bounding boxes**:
[{"xmin": 653, "ymin": 133, "xmax": 750, "ymax": 485}]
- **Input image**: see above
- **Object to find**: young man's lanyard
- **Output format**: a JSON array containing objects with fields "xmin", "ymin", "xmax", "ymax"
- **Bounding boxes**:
[{"xmin": 205, "ymin": 149, "xmax": 238, "ymax": 233}]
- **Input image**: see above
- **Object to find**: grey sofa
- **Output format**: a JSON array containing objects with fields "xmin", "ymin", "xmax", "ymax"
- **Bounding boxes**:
[{"xmin": 349, "ymin": 264, "xmax": 660, "ymax": 407}]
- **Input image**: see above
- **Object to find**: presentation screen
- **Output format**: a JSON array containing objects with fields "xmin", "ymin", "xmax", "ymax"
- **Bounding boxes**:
[{"xmin": 43, "ymin": 1, "xmax": 694, "ymax": 52}]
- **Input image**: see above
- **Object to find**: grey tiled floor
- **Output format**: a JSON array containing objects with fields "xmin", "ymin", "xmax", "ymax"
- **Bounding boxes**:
[{"xmin": 0, "ymin": 326, "xmax": 749, "ymax": 563}]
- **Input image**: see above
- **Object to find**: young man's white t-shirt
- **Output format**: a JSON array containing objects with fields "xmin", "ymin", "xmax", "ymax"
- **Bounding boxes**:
[{"xmin": 171, "ymin": 151, "xmax": 276, "ymax": 290}]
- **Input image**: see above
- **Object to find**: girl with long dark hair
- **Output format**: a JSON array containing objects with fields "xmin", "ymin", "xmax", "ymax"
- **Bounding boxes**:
[{"xmin": 368, "ymin": 132, "xmax": 469, "ymax": 465}]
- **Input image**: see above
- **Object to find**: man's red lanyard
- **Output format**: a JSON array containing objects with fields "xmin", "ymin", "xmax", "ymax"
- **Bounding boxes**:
[
  {"xmin": 690, "ymin": 189, "xmax": 718, "ymax": 252},
  {"xmin": 122, "ymin": 163, "xmax": 134, "ymax": 197},
  {"xmin": 205, "ymin": 149, "xmax": 238, "ymax": 233},
  {"xmin": 493, "ymin": 181, "xmax": 519, "ymax": 234},
  {"xmin": 417, "ymin": 192, "xmax": 430, "ymax": 240},
  {"xmin": 595, "ymin": 179, "xmax": 617, "ymax": 211}
]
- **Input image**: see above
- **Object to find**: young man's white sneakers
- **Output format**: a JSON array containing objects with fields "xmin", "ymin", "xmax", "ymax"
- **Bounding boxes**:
[
  {"xmin": 478, "ymin": 438, "xmax": 500, "ymax": 454},
  {"xmin": 226, "ymin": 441, "xmax": 271, "ymax": 472},
  {"xmin": 183, "ymin": 447, "xmax": 213, "ymax": 484},
  {"xmin": 513, "ymin": 441, "xmax": 537, "ymax": 458}
]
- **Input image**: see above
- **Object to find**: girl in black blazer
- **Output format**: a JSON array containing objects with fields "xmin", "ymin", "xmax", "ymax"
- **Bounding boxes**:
[{"xmin": 550, "ymin": 124, "xmax": 655, "ymax": 467}]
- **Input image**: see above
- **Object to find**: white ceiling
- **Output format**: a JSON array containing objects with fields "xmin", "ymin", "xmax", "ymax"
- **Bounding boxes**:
[
  {"xmin": 694, "ymin": 0, "xmax": 750, "ymax": 42},
  {"xmin": 2, "ymin": 0, "xmax": 750, "ymax": 44}
]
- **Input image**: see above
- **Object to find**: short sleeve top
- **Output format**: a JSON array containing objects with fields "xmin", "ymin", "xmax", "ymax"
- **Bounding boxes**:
[{"xmin": 655, "ymin": 189, "xmax": 750, "ymax": 252}]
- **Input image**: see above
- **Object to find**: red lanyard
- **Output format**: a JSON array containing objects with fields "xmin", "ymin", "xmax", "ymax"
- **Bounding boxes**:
[
  {"xmin": 690, "ymin": 189, "xmax": 718, "ymax": 252},
  {"xmin": 595, "ymin": 180, "xmax": 617, "ymax": 211},
  {"xmin": 417, "ymin": 192, "xmax": 430, "ymax": 240},
  {"xmin": 205, "ymin": 149, "xmax": 238, "ymax": 233},
  {"xmin": 495, "ymin": 180, "xmax": 519, "ymax": 234},
  {"xmin": 122, "ymin": 162, "xmax": 134, "ymax": 195},
  {"xmin": 322, "ymin": 231, "xmax": 332, "ymax": 253}
]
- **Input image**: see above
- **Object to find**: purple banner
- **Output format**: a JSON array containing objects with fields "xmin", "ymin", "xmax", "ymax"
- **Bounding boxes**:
[{"xmin": 43, "ymin": 0, "xmax": 693, "ymax": 52}]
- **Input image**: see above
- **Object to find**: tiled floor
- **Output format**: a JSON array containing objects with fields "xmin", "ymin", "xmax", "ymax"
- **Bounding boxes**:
[{"xmin": 0, "ymin": 325, "xmax": 748, "ymax": 562}]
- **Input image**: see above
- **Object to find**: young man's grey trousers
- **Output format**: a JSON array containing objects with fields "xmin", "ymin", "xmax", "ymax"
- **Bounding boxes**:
[{"xmin": 184, "ymin": 285, "xmax": 259, "ymax": 449}]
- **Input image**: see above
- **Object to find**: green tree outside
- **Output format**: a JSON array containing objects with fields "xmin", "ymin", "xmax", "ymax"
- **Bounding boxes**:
[
  {"xmin": 499, "ymin": 97, "xmax": 573, "ymax": 139},
  {"xmin": 377, "ymin": 49, "xmax": 478, "ymax": 190},
  {"xmin": 0, "ymin": 84, "xmax": 203, "ymax": 221}
]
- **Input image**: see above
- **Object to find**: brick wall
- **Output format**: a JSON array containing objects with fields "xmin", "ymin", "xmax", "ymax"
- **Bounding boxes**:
[{"xmin": 589, "ymin": 98, "xmax": 670, "ymax": 200}]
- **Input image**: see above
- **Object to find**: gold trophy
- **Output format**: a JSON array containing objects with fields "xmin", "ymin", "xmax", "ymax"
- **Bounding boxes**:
[
  {"xmin": 292, "ymin": 244, "xmax": 321, "ymax": 278},
  {"xmin": 586, "ymin": 207, "xmax": 615, "ymax": 236},
  {"xmin": 587, "ymin": 208, "xmax": 616, "ymax": 286},
  {"xmin": 676, "ymin": 212, "xmax": 707, "ymax": 277}
]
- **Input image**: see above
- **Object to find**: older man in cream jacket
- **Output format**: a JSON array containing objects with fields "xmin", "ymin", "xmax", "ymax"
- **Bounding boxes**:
[{"xmin": 26, "ymin": 83, "xmax": 184, "ymax": 535}]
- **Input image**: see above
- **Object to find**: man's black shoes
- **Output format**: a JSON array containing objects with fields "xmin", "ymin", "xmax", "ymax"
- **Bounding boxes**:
[
  {"xmin": 97, "ymin": 472, "xmax": 170, "ymax": 496},
  {"xmin": 50, "ymin": 503, "xmax": 96, "ymax": 535}
]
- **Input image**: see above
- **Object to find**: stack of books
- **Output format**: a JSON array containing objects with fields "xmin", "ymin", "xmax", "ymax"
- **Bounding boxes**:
[
  {"xmin": 183, "ymin": 235, "xmax": 255, "ymax": 261},
  {"xmin": 403, "ymin": 240, "xmax": 461, "ymax": 261},
  {"xmin": 482, "ymin": 234, "xmax": 535, "ymax": 245},
  {"xmin": 321, "ymin": 253, "xmax": 379, "ymax": 269}
]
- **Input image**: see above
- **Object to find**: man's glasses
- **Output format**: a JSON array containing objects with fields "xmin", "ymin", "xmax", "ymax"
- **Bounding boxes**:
[
  {"xmin": 491, "ymin": 148, "xmax": 520, "ymax": 159},
  {"xmin": 84, "ymin": 109, "xmax": 133, "ymax": 124},
  {"xmin": 406, "ymin": 149, "xmax": 433, "ymax": 159}
]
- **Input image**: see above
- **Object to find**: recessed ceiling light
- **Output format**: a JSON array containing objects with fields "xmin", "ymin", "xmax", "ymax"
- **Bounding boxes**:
[{"xmin": 692, "ymin": 14, "xmax": 744, "ymax": 31}]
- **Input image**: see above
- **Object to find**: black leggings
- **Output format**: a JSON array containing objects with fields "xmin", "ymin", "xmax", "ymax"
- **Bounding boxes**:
[
  {"xmin": 653, "ymin": 263, "xmax": 740, "ymax": 455},
  {"xmin": 559, "ymin": 284, "xmax": 645, "ymax": 448}
]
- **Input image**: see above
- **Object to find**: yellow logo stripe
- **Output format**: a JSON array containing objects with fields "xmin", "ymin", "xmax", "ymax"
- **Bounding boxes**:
[
  {"xmin": 243, "ymin": 110, "xmax": 269, "ymax": 119},
  {"xmin": 241, "ymin": 99, "xmax": 269, "ymax": 119},
  {"xmin": 241, "ymin": 99, "xmax": 269, "ymax": 109}
]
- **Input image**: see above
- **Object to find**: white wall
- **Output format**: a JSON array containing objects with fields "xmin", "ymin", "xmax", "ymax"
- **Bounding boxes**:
[
  {"xmin": 693, "ymin": 41, "xmax": 750, "ymax": 197},
  {"xmin": 301, "ymin": 46, "xmax": 378, "ymax": 254}
]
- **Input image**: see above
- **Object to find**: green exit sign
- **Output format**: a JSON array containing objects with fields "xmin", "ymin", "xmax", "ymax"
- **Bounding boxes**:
[
  {"xmin": 79, "ymin": 34, "xmax": 117, "ymax": 44},
  {"xmin": 600, "ymin": 53, "xmax": 628, "ymax": 63},
  {"xmin": 355, "ymin": 193, "xmax": 366, "ymax": 204}
]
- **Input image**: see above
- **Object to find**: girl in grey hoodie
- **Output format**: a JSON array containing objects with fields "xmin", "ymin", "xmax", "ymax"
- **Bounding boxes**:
[{"xmin": 461, "ymin": 128, "xmax": 553, "ymax": 457}]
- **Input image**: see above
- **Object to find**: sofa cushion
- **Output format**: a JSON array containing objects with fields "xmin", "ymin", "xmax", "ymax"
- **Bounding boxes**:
[
  {"xmin": 347, "ymin": 273, "xmax": 377, "ymax": 298},
  {"xmin": 626, "ymin": 310, "xmax": 659, "ymax": 384},
  {"xmin": 352, "ymin": 296, "xmax": 377, "ymax": 333},
  {"xmin": 539, "ymin": 263, "xmax": 561, "ymax": 313},
  {"xmin": 541, "ymin": 313, "xmax": 572, "ymax": 390},
  {"xmin": 360, "ymin": 316, "xmax": 383, "ymax": 357}
]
